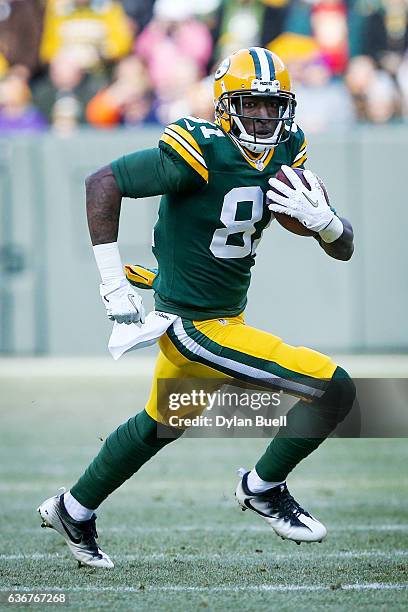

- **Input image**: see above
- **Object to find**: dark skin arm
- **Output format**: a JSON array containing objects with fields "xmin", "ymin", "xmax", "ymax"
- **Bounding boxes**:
[
  {"xmin": 86, "ymin": 165, "xmax": 122, "ymax": 246},
  {"xmin": 314, "ymin": 216, "xmax": 354, "ymax": 261},
  {"xmin": 86, "ymin": 164, "xmax": 354, "ymax": 261}
]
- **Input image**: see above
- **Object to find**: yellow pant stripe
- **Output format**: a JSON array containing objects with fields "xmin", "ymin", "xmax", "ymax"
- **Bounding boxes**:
[{"xmin": 188, "ymin": 316, "xmax": 337, "ymax": 380}]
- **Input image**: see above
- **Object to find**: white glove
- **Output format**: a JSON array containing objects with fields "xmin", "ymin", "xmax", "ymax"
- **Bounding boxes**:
[
  {"xmin": 100, "ymin": 279, "xmax": 145, "ymax": 325},
  {"xmin": 267, "ymin": 165, "xmax": 336, "ymax": 233}
]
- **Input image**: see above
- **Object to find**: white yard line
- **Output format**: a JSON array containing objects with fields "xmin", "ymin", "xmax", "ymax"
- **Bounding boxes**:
[
  {"xmin": 1, "ymin": 550, "xmax": 408, "ymax": 562},
  {"xmin": 0, "ymin": 583, "xmax": 407, "ymax": 593},
  {"xmin": 13, "ymin": 523, "xmax": 408, "ymax": 535},
  {"xmin": 103, "ymin": 523, "xmax": 408, "ymax": 533}
]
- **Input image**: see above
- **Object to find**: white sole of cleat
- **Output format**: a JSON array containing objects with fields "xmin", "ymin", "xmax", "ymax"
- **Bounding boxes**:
[{"xmin": 237, "ymin": 496, "xmax": 326, "ymax": 546}]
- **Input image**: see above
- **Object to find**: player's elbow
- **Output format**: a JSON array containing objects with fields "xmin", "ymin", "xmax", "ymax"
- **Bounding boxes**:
[
  {"xmin": 344, "ymin": 243, "xmax": 354, "ymax": 261},
  {"xmin": 332, "ymin": 219, "xmax": 354, "ymax": 261},
  {"xmin": 85, "ymin": 165, "xmax": 120, "ymax": 199},
  {"xmin": 85, "ymin": 169, "xmax": 102, "ymax": 194},
  {"xmin": 337, "ymin": 242, "xmax": 354, "ymax": 261},
  {"xmin": 85, "ymin": 173, "xmax": 97, "ymax": 202},
  {"xmin": 320, "ymin": 237, "xmax": 354, "ymax": 261}
]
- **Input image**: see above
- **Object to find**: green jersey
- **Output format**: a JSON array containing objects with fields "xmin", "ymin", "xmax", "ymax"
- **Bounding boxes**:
[{"xmin": 111, "ymin": 117, "xmax": 307, "ymax": 320}]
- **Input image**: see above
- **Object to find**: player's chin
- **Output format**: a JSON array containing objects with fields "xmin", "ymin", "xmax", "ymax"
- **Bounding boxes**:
[
  {"xmin": 256, "ymin": 131, "xmax": 274, "ymax": 139},
  {"xmin": 254, "ymin": 125, "xmax": 277, "ymax": 139}
]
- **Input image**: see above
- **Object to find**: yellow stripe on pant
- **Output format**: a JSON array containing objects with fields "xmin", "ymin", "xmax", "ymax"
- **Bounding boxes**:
[{"xmin": 146, "ymin": 313, "xmax": 337, "ymax": 425}]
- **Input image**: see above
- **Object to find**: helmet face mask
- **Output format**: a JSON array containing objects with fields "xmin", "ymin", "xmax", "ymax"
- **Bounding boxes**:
[
  {"xmin": 218, "ymin": 89, "xmax": 296, "ymax": 152},
  {"xmin": 214, "ymin": 48, "xmax": 296, "ymax": 153}
]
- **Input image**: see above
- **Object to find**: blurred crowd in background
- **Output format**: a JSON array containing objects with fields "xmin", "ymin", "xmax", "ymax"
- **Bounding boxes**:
[{"xmin": 1, "ymin": 0, "xmax": 408, "ymax": 135}]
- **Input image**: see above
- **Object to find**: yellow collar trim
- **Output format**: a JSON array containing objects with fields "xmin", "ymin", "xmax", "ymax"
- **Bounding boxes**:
[
  {"xmin": 240, "ymin": 146, "xmax": 275, "ymax": 171},
  {"xmin": 226, "ymin": 132, "xmax": 276, "ymax": 171}
]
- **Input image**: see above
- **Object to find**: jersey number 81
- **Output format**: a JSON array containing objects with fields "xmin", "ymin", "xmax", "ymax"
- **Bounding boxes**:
[{"xmin": 210, "ymin": 186, "xmax": 264, "ymax": 259}]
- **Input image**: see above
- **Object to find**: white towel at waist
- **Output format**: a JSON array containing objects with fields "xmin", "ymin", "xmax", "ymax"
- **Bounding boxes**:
[{"xmin": 108, "ymin": 311, "xmax": 179, "ymax": 360}]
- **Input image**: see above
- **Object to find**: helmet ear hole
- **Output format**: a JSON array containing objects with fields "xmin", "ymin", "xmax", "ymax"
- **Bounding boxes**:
[{"xmin": 216, "ymin": 97, "xmax": 230, "ymax": 122}]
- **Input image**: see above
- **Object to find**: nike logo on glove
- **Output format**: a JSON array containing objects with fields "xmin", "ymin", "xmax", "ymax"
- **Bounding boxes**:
[
  {"xmin": 303, "ymin": 193, "xmax": 319, "ymax": 208},
  {"xmin": 127, "ymin": 295, "xmax": 139, "ymax": 311}
]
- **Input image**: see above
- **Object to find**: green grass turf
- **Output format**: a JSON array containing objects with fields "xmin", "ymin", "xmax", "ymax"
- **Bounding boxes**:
[{"xmin": 0, "ymin": 375, "xmax": 407, "ymax": 611}]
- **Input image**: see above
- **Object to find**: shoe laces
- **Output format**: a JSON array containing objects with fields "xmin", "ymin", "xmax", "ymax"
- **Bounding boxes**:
[
  {"xmin": 264, "ymin": 485, "xmax": 307, "ymax": 521},
  {"xmin": 78, "ymin": 516, "xmax": 100, "ymax": 554}
]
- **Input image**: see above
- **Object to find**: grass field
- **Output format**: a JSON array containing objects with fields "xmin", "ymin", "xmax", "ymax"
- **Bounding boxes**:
[{"xmin": 0, "ymin": 363, "xmax": 407, "ymax": 610}]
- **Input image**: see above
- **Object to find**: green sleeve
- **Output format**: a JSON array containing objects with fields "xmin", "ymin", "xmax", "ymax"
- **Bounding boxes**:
[{"xmin": 111, "ymin": 147, "xmax": 205, "ymax": 198}]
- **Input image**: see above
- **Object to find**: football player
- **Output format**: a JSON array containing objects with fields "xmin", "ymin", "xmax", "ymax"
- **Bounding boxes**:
[{"xmin": 38, "ymin": 47, "xmax": 355, "ymax": 568}]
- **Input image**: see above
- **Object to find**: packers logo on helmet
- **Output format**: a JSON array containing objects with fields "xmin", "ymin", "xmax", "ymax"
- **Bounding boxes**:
[{"xmin": 214, "ymin": 47, "xmax": 296, "ymax": 153}]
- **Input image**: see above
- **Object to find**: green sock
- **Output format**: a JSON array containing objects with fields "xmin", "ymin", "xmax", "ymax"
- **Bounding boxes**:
[
  {"xmin": 70, "ymin": 410, "xmax": 181, "ymax": 509},
  {"xmin": 255, "ymin": 367, "xmax": 355, "ymax": 482}
]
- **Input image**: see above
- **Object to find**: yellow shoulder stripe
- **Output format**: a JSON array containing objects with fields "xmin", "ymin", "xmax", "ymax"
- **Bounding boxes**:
[
  {"xmin": 161, "ymin": 133, "xmax": 209, "ymax": 182},
  {"xmin": 168, "ymin": 123, "xmax": 203, "ymax": 156}
]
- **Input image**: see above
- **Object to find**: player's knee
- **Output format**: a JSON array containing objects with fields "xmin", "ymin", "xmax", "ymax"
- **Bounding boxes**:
[
  {"xmin": 325, "ymin": 366, "xmax": 356, "ymax": 424},
  {"xmin": 337, "ymin": 366, "xmax": 356, "ymax": 422},
  {"xmin": 294, "ymin": 345, "xmax": 335, "ymax": 376}
]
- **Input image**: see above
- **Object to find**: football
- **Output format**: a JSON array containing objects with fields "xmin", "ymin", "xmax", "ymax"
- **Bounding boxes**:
[{"xmin": 270, "ymin": 168, "xmax": 329, "ymax": 236}]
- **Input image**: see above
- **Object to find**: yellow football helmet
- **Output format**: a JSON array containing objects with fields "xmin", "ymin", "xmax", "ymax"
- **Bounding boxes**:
[{"xmin": 214, "ymin": 47, "xmax": 296, "ymax": 153}]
